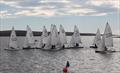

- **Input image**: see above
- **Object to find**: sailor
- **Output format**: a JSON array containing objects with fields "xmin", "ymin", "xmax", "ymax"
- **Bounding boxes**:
[
  {"xmin": 63, "ymin": 61, "xmax": 70, "ymax": 73},
  {"xmin": 66, "ymin": 61, "xmax": 70, "ymax": 68},
  {"xmin": 95, "ymin": 44, "xmax": 97, "ymax": 48}
]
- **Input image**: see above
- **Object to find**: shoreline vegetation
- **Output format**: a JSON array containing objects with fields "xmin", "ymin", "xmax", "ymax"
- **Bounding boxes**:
[{"xmin": 0, "ymin": 30, "xmax": 120, "ymax": 38}]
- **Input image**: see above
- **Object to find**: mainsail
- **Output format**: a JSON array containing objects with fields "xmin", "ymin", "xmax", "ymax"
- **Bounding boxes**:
[
  {"xmin": 51, "ymin": 25, "xmax": 61, "ymax": 48},
  {"xmin": 59, "ymin": 25, "xmax": 67, "ymax": 46},
  {"xmin": 23, "ymin": 25, "xmax": 34, "ymax": 48},
  {"xmin": 42, "ymin": 26, "xmax": 48, "ymax": 45},
  {"xmin": 93, "ymin": 28, "xmax": 102, "ymax": 48},
  {"xmin": 70, "ymin": 25, "xmax": 82, "ymax": 47},
  {"xmin": 50, "ymin": 24, "xmax": 54, "ymax": 35},
  {"xmin": 8, "ymin": 27, "xmax": 18, "ymax": 49},
  {"xmin": 43, "ymin": 35, "xmax": 52, "ymax": 49},
  {"xmin": 104, "ymin": 22, "xmax": 113, "ymax": 48}
]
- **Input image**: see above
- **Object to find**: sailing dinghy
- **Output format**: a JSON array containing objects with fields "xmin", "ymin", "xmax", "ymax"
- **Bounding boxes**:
[
  {"xmin": 41, "ymin": 26, "xmax": 48, "ymax": 48},
  {"xmin": 59, "ymin": 25, "xmax": 67, "ymax": 48},
  {"xmin": 68, "ymin": 25, "xmax": 83, "ymax": 49},
  {"xmin": 95, "ymin": 22, "xmax": 116, "ymax": 54},
  {"xmin": 5, "ymin": 27, "xmax": 20, "ymax": 50},
  {"xmin": 90, "ymin": 28, "xmax": 101, "ymax": 48},
  {"xmin": 50, "ymin": 25, "xmax": 61, "ymax": 50},
  {"xmin": 23, "ymin": 25, "xmax": 35, "ymax": 49}
]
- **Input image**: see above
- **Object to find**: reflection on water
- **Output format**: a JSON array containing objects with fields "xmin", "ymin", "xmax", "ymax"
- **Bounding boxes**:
[
  {"xmin": 0, "ymin": 49, "xmax": 120, "ymax": 73},
  {"xmin": 0, "ymin": 36, "xmax": 120, "ymax": 73}
]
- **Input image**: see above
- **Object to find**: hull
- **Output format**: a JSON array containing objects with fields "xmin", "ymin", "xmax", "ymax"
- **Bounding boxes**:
[
  {"xmin": 95, "ymin": 50, "xmax": 117, "ymax": 54},
  {"xmin": 65, "ymin": 46, "xmax": 84, "ymax": 49},
  {"xmin": 23, "ymin": 47, "xmax": 35, "ymax": 50},
  {"xmin": 41, "ymin": 48, "xmax": 63, "ymax": 51},
  {"xmin": 4, "ymin": 48, "xmax": 20, "ymax": 51},
  {"xmin": 90, "ymin": 45, "xmax": 97, "ymax": 48},
  {"xmin": 35, "ymin": 47, "xmax": 42, "ymax": 49}
]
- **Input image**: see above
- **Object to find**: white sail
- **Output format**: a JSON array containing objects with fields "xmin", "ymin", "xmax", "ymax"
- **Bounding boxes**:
[
  {"xmin": 51, "ymin": 25, "xmax": 61, "ymax": 48},
  {"xmin": 93, "ymin": 28, "xmax": 102, "ymax": 48},
  {"xmin": 97, "ymin": 35, "xmax": 106, "ymax": 51},
  {"xmin": 42, "ymin": 26, "xmax": 48, "ymax": 45},
  {"xmin": 59, "ymin": 25, "xmax": 67, "ymax": 45},
  {"xmin": 70, "ymin": 25, "xmax": 82, "ymax": 47},
  {"xmin": 104, "ymin": 22, "xmax": 113, "ymax": 48},
  {"xmin": 24, "ymin": 25, "xmax": 34, "ymax": 48},
  {"xmin": 8, "ymin": 27, "xmax": 19, "ymax": 49},
  {"xmin": 43, "ymin": 35, "xmax": 51, "ymax": 49},
  {"xmin": 50, "ymin": 24, "xmax": 54, "ymax": 35}
]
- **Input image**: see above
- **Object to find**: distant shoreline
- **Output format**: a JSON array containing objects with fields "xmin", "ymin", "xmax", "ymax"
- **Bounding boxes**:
[{"xmin": 0, "ymin": 30, "xmax": 120, "ymax": 38}]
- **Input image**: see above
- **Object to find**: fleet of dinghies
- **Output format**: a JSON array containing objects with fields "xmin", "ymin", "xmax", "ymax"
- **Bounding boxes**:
[{"xmin": 5, "ymin": 22, "xmax": 117, "ymax": 53}]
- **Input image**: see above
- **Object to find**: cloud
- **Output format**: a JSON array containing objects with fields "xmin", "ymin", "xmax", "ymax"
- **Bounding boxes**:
[
  {"xmin": 0, "ymin": 0, "xmax": 119, "ymax": 18},
  {"xmin": 15, "ymin": 9, "xmax": 56, "ymax": 17},
  {"xmin": 0, "ymin": 10, "xmax": 17, "ymax": 18},
  {"xmin": 86, "ymin": 0, "xmax": 120, "ymax": 9},
  {"xmin": 0, "ymin": 10, "xmax": 11, "ymax": 16}
]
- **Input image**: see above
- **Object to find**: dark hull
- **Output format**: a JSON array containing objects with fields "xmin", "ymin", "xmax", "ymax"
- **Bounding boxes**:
[
  {"xmin": 35, "ymin": 47, "xmax": 42, "ymax": 49},
  {"xmin": 65, "ymin": 46, "xmax": 84, "ymax": 49},
  {"xmin": 41, "ymin": 48, "xmax": 63, "ymax": 51},
  {"xmin": 23, "ymin": 47, "xmax": 35, "ymax": 50},
  {"xmin": 95, "ymin": 51, "xmax": 107, "ymax": 54},
  {"xmin": 90, "ymin": 46, "xmax": 97, "ymax": 48},
  {"xmin": 95, "ymin": 50, "xmax": 118, "ymax": 54},
  {"xmin": 4, "ymin": 48, "xmax": 20, "ymax": 51}
]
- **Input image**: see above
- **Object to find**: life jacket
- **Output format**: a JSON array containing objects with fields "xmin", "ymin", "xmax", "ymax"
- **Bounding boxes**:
[{"xmin": 63, "ymin": 67, "xmax": 68, "ymax": 72}]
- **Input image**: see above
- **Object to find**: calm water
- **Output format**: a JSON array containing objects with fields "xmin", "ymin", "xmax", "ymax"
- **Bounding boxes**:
[{"xmin": 0, "ymin": 36, "xmax": 120, "ymax": 73}]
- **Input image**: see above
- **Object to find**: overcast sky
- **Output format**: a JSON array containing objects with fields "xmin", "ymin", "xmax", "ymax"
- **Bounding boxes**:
[{"xmin": 0, "ymin": 0, "xmax": 120, "ymax": 35}]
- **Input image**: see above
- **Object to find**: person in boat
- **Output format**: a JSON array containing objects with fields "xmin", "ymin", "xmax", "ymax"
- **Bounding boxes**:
[
  {"xmin": 75, "ymin": 43, "xmax": 79, "ymax": 47},
  {"xmin": 66, "ymin": 61, "xmax": 70, "ymax": 67},
  {"xmin": 104, "ymin": 46, "xmax": 107, "ymax": 51},
  {"xmin": 62, "ymin": 45, "xmax": 65, "ymax": 48},
  {"xmin": 63, "ymin": 61, "xmax": 70, "ymax": 73},
  {"xmin": 51, "ymin": 45, "xmax": 56, "ymax": 49},
  {"xmin": 94, "ymin": 44, "xmax": 97, "ymax": 48}
]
